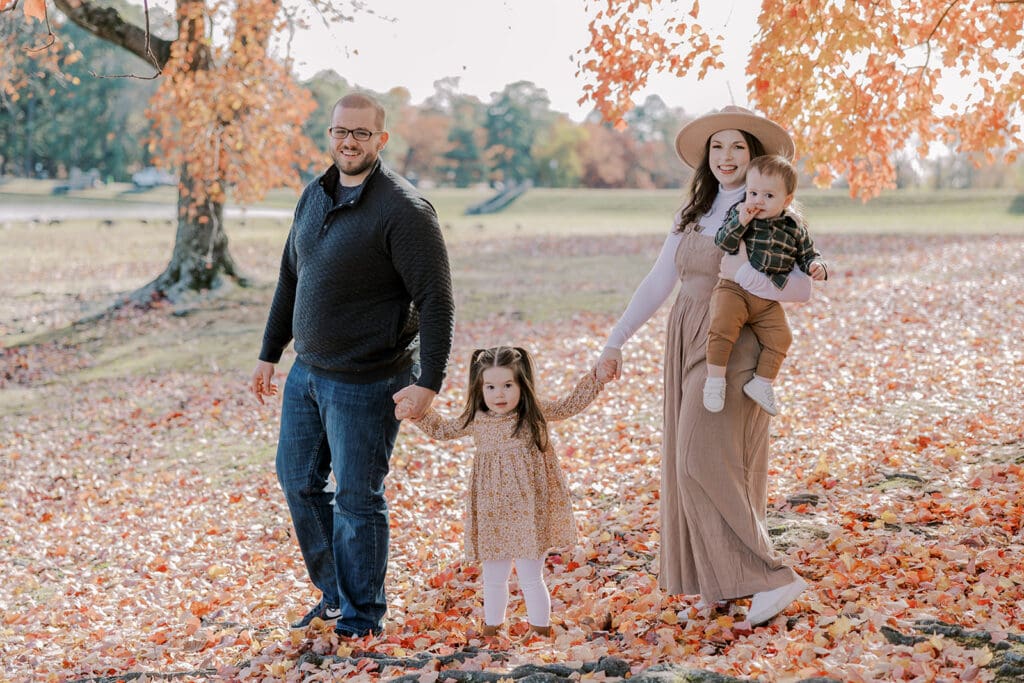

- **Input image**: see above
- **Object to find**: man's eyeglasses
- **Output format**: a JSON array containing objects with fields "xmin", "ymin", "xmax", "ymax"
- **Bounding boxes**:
[{"xmin": 328, "ymin": 127, "xmax": 382, "ymax": 141}]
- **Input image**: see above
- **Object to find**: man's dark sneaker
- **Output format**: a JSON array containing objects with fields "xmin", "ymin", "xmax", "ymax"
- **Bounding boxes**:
[
  {"xmin": 290, "ymin": 600, "xmax": 341, "ymax": 629},
  {"xmin": 335, "ymin": 625, "xmax": 382, "ymax": 640}
]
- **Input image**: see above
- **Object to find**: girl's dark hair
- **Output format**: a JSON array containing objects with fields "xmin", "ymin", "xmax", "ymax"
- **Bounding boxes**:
[
  {"xmin": 676, "ymin": 129, "xmax": 766, "ymax": 232},
  {"xmin": 459, "ymin": 346, "xmax": 549, "ymax": 452}
]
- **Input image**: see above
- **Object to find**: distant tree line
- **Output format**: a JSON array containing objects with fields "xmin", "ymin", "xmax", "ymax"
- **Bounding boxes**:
[
  {"xmin": 1, "ymin": 16, "xmax": 1020, "ymax": 192},
  {"xmin": 300, "ymin": 74, "xmax": 696, "ymax": 191}
]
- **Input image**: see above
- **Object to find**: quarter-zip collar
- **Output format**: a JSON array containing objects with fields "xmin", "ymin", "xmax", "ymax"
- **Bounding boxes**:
[
  {"xmin": 318, "ymin": 158, "xmax": 383, "ymax": 209},
  {"xmin": 317, "ymin": 159, "xmax": 383, "ymax": 234}
]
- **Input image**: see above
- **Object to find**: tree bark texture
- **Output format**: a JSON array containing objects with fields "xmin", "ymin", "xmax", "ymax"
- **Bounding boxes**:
[
  {"xmin": 52, "ymin": 0, "xmax": 247, "ymax": 302},
  {"xmin": 52, "ymin": 0, "xmax": 172, "ymax": 68},
  {"xmin": 125, "ymin": 167, "xmax": 249, "ymax": 304}
]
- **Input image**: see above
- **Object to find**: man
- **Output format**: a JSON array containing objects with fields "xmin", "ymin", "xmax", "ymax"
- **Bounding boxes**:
[{"xmin": 251, "ymin": 92, "xmax": 454, "ymax": 638}]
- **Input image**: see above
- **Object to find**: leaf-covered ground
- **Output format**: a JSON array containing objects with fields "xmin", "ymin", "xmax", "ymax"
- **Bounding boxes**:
[{"xmin": 2, "ymin": 234, "xmax": 1023, "ymax": 682}]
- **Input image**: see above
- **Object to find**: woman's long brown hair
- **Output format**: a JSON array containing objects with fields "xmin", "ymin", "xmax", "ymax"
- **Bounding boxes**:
[
  {"xmin": 459, "ymin": 346, "xmax": 550, "ymax": 452},
  {"xmin": 676, "ymin": 130, "xmax": 766, "ymax": 232}
]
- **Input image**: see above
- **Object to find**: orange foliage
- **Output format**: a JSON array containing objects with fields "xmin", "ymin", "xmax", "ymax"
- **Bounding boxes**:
[
  {"xmin": 3, "ymin": 234, "xmax": 1024, "ymax": 680},
  {"xmin": 23, "ymin": 0, "xmax": 45, "ymax": 22},
  {"xmin": 575, "ymin": 0, "xmax": 723, "ymax": 130},
  {"xmin": 394, "ymin": 106, "xmax": 454, "ymax": 180},
  {"xmin": 145, "ymin": 0, "xmax": 319, "ymax": 212},
  {"xmin": 7, "ymin": 0, "xmax": 320, "ymax": 214},
  {"xmin": 1, "ymin": 10, "xmax": 76, "ymax": 101},
  {"xmin": 579, "ymin": 0, "xmax": 1024, "ymax": 199}
]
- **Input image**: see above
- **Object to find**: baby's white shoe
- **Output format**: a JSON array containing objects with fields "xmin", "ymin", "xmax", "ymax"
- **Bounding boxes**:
[
  {"xmin": 742, "ymin": 377, "xmax": 779, "ymax": 416},
  {"xmin": 703, "ymin": 377, "xmax": 726, "ymax": 412}
]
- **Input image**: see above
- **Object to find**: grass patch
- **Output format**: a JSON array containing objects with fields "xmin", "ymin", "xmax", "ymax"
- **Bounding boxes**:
[
  {"xmin": 0, "ymin": 386, "xmax": 41, "ymax": 416},
  {"xmin": 799, "ymin": 188, "xmax": 1023, "ymax": 233},
  {"xmin": 2, "ymin": 183, "xmax": 1022, "ymax": 393},
  {"xmin": 173, "ymin": 435, "xmax": 279, "ymax": 480},
  {"xmin": 65, "ymin": 287, "xmax": 280, "ymax": 383},
  {"xmin": 425, "ymin": 187, "xmax": 678, "ymax": 240},
  {"xmin": 451, "ymin": 237, "xmax": 663, "ymax": 321},
  {"xmin": 431, "ymin": 186, "xmax": 1024, "ymax": 237}
]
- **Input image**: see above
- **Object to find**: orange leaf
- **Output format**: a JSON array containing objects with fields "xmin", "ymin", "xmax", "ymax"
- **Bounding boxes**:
[
  {"xmin": 184, "ymin": 615, "xmax": 201, "ymax": 636},
  {"xmin": 23, "ymin": 0, "xmax": 45, "ymax": 22}
]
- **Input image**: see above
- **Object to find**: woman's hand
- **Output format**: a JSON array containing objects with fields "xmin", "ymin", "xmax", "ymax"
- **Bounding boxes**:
[
  {"xmin": 596, "ymin": 347, "xmax": 623, "ymax": 382},
  {"xmin": 718, "ymin": 241, "xmax": 748, "ymax": 281}
]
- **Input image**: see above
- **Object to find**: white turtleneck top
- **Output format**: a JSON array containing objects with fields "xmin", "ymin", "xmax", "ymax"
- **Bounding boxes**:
[{"xmin": 605, "ymin": 184, "xmax": 812, "ymax": 350}]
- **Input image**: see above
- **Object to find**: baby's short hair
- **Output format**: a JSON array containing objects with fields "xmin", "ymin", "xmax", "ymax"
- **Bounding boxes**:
[{"xmin": 749, "ymin": 154, "xmax": 798, "ymax": 194}]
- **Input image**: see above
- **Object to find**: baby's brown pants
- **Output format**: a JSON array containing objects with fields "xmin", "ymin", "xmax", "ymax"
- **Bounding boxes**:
[{"xmin": 707, "ymin": 278, "xmax": 792, "ymax": 380}]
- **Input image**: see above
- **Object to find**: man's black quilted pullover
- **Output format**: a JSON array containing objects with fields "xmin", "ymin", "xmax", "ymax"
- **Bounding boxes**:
[{"xmin": 259, "ymin": 161, "xmax": 454, "ymax": 392}]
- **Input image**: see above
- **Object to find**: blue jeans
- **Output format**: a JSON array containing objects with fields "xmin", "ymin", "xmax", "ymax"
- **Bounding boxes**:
[{"xmin": 275, "ymin": 358, "xmax": 412, "ymax": 636}]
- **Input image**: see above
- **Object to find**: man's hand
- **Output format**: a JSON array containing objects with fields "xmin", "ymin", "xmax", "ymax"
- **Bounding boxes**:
[
  {"xmin": 392, "ymin": 384, "xmax": 436, "ymax": 420},
  {"xmin": 251, "ymin": 360, "xmax": 278, "ymax": 405}
]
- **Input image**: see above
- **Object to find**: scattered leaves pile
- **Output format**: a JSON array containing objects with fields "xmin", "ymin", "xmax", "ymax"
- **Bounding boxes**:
[{"xmin": 2, "ymin": 234, "xmax": 1023, "ymax": 682}]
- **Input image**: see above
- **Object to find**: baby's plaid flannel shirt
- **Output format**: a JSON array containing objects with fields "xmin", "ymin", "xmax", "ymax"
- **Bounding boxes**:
[{"xmin": 715, "ymin": 202, "xmax": 823, "ymax": 289}]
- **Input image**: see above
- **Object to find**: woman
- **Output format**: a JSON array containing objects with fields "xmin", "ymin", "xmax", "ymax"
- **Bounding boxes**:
[{"xmin": 597, "ymin": 106, "xmax": 811, "ymax": 625}]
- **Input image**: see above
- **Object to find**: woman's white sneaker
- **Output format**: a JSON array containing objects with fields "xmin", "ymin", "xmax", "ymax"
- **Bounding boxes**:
[{"xmin": 747, "ymin": 576, "xmax": 807, "ymax": 625}]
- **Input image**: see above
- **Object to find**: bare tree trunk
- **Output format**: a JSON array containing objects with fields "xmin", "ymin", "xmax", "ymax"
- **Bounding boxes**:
[
  {"xmin": 52, "ymin": 0, "xmax": 252, "ymax": 306},
  {"xmin": 129, "ymin": 168, "xmax": 248, "ymax": 304}
]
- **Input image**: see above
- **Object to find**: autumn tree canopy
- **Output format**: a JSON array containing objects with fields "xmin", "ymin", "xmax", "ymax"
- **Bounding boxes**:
[
  {"xmin": 1, "ymin": 0, "xmax": 359, "ymax": 300},
  {"xmin": 4, "ymin": 0, "xmax": 1020, "ymax": 293},
  {"xmin": 577, "ymin": 0, "xmax": 1024, "ymax": 198}
]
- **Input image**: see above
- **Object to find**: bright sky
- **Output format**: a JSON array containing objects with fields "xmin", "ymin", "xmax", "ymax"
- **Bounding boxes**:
[{"xmin": 288, "ymin": 0, "xmax": 761, "ymax": 121}]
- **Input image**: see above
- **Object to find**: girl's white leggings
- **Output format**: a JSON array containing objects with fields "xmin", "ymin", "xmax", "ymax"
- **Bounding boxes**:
[{"xmin": 482, "ymin": 558, "xmax": 550, "ymax": 627}]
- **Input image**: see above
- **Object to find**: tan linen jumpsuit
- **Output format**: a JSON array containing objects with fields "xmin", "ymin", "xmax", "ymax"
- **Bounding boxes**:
[{"xmin": 659, "ymin": 227, "xmax": 800, "ymax": 603}]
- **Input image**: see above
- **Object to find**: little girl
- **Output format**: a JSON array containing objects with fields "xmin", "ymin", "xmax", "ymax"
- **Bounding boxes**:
[{"xmin": 395, "ymin": 346, "xmax": 612, "ymax": 638}]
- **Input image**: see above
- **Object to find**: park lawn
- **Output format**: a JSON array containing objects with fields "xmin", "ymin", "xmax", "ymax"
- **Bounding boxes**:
[
  {"xmin": 2, "ymin": 183, "xmax": 1021, "ymax": 343},
  {"xmin": 1, "ymin": 186, "xmax": 1024, "ymax": 681}
]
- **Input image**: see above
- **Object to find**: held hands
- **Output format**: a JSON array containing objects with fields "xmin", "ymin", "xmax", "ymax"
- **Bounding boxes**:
[
  {"xmin": 392, "ymin": 384, "xmax": 436, "ymax": 420},
  {"xmin": 250, "ymin": 360, "xmax": 278, "ymax": 405},
  {"xmin": 394, "ymin": 397, "xmax": 416, "ymax": 421},
  {"xmin": 595, "ymin": 348, "xmax": 622, "ymax": 383}
]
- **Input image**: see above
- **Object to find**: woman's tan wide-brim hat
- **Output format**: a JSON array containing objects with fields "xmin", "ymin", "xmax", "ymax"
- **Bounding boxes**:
[{"xmin": 674, "ymin": 105, "xmax": 795, "ymax": 169}]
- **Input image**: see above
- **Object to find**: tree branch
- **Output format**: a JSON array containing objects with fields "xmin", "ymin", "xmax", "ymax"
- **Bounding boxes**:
[
  {"xmin": 916, "ymin": 0, "xmax": 960, "ymax": 75},
  {"xmin": 927, "ymin": 0, "xmax": 961, "ymax": 45},
  {"xmin": 51, "ymin": 0, "xmax": 172, "ymax": 69}
]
